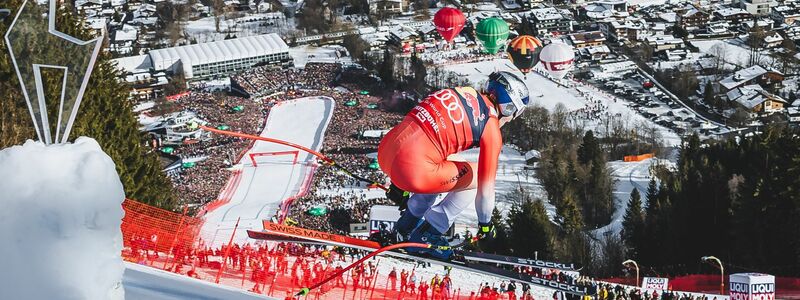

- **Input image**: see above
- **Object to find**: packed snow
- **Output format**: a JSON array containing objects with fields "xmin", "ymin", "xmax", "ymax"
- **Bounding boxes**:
[
  {"xmin": 200, "ymin": 97, "xmax": 334, "ymax": 246},
  {"xmin": 123, "ymin": 262, "xmax": 275, "ymax": 300},
  {"xmin": 0, "ymin": 138, "xmax": 125, "ymax": 300}
]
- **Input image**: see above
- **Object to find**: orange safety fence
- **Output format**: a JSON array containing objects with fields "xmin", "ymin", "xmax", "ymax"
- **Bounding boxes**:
[
  {"xmin": 121, "ymin": 199, "xmax": 204, "ymax": 258},
  {"xmin": 623, "ymin": 153, "xmax": 655, "ymax": 162}
]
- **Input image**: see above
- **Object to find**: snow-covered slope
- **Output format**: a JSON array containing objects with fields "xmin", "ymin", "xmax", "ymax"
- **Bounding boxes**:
[
  {"xmin": 123, "ymin": 263, "xmax": 276, "ymax": 300},
  {"xmin": 201, "ymin": 97, "xmax": 335, "ymax": 246}
]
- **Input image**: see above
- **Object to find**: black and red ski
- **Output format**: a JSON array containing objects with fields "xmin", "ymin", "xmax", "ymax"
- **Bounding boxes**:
[{"xmin": 247, "ymin": 221, "xmax": 588, "ymax": 296}]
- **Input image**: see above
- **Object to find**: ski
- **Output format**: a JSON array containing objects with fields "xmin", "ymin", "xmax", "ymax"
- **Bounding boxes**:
[
  {"xmin": 461, "ymin": 251, "xmax": 581, "ymax": 272},
  {"xmin": 249, "ymin": 230, "xmax": 580, "ymax": 272},
  {"xmin": 247, "ymin": 221, "xmax": 588, "ymax": 296}
]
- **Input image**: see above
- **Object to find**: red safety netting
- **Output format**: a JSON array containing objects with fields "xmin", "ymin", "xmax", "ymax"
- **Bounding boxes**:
[{"xmin": 121, "ymin": 199, "xmax": 204, "ymax": 261}]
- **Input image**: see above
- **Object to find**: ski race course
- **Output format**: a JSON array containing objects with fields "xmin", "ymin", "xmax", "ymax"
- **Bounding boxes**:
[{"xmin": 200, "ymin": 96, "xmax": 335, "ymax": 246}]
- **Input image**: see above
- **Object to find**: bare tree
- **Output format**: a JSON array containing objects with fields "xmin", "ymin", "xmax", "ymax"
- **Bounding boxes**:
[
  {"xmin": 709, "ymin": 43, "xmax": 729, "ymax": 80},
  {"xmin": 212, "ymin": 0, "xmax": 224, "ymax": 33},
  {"xmin": 747, "ymin": 25, "xmax": 766, "ymax": 67}
]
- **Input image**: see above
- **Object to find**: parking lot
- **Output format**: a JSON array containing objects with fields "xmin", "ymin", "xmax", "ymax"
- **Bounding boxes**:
[{"xmin": 589, "ymin": 71, "xmax": 723, "ymax": 137}]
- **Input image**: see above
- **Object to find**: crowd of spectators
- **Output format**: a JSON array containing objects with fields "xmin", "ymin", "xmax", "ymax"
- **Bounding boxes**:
[
  {"xmin": 154, "ymin": 62, "xmax": 380, "ymax": 208},
  {"xmin": 126, "ymin": 240, "xmax": 526, "ymax": 299},
  {"xmin": 163, "ymin": 92, "xmax": 268, "ymax": 206},
  {"xmin": 231, "ymin": 63, "xmax": 341, "ymax": 97}
]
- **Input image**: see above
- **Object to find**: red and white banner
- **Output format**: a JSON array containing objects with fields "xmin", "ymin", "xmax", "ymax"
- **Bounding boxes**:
[{"xmin": 641, "ymin": 277, "xmax": 669, "ymax": 290}]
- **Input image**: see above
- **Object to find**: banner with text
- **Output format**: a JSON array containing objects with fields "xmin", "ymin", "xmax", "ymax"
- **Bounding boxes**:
[
  {"xmin": 730, "ymin": 273, "xmax": 775, "ymax": 300},
  {"xmin": 642, "ymin": 277, "xmax": 670, "ymax": 290}
]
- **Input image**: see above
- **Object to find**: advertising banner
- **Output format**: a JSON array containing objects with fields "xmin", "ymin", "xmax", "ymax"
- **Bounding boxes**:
[
  {"xmin": 730, "ymin": 273, "xmax": 775, "ymax": 300},
  {"xmin": 641, "ymin": 277, "xmax": 669, "ymax": 290}
]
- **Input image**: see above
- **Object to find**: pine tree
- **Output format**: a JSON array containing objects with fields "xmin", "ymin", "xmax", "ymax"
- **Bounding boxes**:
[
  {"xmin": 483, "ymin": 207, "xmax": 511, "ymax": 255},
  {"xmin": 703, "ymin": 81, "xmax": 717, "ymax": 108},
  {"xmin": 506, "ymin": 197, "xmax": 555, "ymax": 259},
  {"xmin": 559, "ymin": 190, "xmax": 584, "ymax": 234},
  {"xmin": 621, "ymin": 188, "xmax": 645, "ymax": 260},
  {"xmin": 577, "ymin": 130, "xmax": 600, "ymax": 166},
  {"xmin": 0, "ymin": 2, "xmax": 177, "ymax": 209},
  {"xmin": 584, "ymin": 157, "xmax": 615, "ymax": 227}
]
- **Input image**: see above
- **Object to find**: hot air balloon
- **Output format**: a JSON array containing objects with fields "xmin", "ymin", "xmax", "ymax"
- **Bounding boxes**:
[
  {"xmin": 539, "ymin": 42, "xmax": 575, "ymax": 79},
  {"xmin": 433, "ymin": 7, "xmax": 466, "ymax": 42},
  {"xmin": 507, "ymin": 35, "xmax": 544, "ymax": 76},
  {"xmin": 475, "ymin": 17, "xmax": 509, "ymax": 54}
]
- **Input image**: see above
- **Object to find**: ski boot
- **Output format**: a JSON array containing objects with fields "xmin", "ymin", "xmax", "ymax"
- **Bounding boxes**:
[
  {"xmin": 393, "ymin": 209, "xmax": 422, "ymax": 242},
  {"xmin": 408, "ymin": 220, "xmax": 453, "ymax": 260}
]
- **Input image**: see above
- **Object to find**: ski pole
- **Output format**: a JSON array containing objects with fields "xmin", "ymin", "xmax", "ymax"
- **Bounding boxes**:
[{"xmin": 294, "ymin": 242, "xmax": 450, "ymax": 297}]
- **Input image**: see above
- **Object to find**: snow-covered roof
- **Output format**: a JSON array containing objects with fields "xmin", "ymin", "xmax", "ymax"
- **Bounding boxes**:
[
  {"xmin": 86, "ymin": 18, "xmax": 107, "ymax": 30},
  {"xmin": 726, "ymin": 84, "xmax": 761, "ymax": 101},
  {"xmin": 131, "ymin": 17, "xmax": 158, "ymax": 26},
  {"xmin": 358, "ymin": 27, "xmax": 377, "ymax": 35},
  {"xmin": 113, "ymin": 24, "xmax": 138, "ymax": 42},
  {"xmin": 111, "ymin": 54, "xmax": 153, "ymax": 74},
  {"xmin": 598, "ymin": 61, "xmax": 636, "ymax": 73},
  {"xmin": 148, "ymin": 33, "xmax": 289, "ymax": 74},
  {"xmin": 529, "ymin": 7, "xmax": 565, "ymax": 21},
  {"xmin": 659, "ymin": 12, "xmax": 677, "ymax": 23},
  {"xmin": 651, "ymin": 22, "xmax": 668, "ymax": 31},
  {"xmin": 586, "ymin": 9, "xmax": 615, "ymax": 19},
  {"xmin": 682, "ymin": 8, "xmax": 706, "ymax": 18},
  {"xmin": 418, "ymin": 24, "xmax": 436, "ymax": 34},
  {"xmin": 728, "ymin": 86, "xmax": 765, "ymax": 109},
  {"xmin": 609, "ymin": 18, "xmax": 647, "ymax": 30},
  {"xmin": 76, "ymin": 0, "xmax": 102, "ymax": 7},
  {"xmin": 524, "ymin": 149, "xmax": 541, "ymax": 161},
  {"xmin": 720, "ymin": 65, "xmax": 768, "ymax": 90},
  {"xmin": 714, "ymin": 7, "xmax": 749, "ymax": 17},
  {"xmin": 742, "ymin": 19, "xmax": 773, "ymax": 28},
  {"xmin": 772, "ymin": 5, "xmax": 800, "ymax": 16},
  {"xmin": 583, "ymin": 45, "xmax": 611, "ymax": 55},
  {"xmin": 764, "ymin": 32, "xmax": 784, "ymax": 43},
  {"xmin": 645, "ymin": 34, "xmax": 683, "ymax": 45},
  {"xmin": 727, "ymin": 85, "xmax": 787, "ymax": 109},
  {"xmin": 569, "ymin": 31, "xmax": 606, "ymax": 44},
  {"xmin": 390, "ymin": 28, "xmax": 416, "ymax": 40},
  {"xmin": 791, "ymin": 99, "xmax": 800, "ymax": 107}
]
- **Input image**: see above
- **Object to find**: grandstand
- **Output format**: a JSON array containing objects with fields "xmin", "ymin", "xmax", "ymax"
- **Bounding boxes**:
[{"xmin": 112, "ymin": 33, "xmax": 292, "ymax": 81}]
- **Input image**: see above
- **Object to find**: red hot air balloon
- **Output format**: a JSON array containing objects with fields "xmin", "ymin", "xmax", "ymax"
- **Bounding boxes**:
[{"xmin": 433, "ymin": 7, "xmax": 466, "ymax": 42}]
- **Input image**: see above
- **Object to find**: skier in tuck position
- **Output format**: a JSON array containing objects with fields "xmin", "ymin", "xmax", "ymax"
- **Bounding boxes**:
[{"xmin": 377, "ymin": 71, "xmax": 530, "ymax": 259}]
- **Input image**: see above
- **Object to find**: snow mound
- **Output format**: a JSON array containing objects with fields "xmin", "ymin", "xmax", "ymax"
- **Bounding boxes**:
[{"xmin": 0, "ymin": 137, "xmax": 125, "ymax": 300}]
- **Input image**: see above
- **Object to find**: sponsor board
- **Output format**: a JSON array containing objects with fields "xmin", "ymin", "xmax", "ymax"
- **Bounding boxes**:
[{"xmin": 641, "ymin": 277, "xmax": 669, "ymax": 290}]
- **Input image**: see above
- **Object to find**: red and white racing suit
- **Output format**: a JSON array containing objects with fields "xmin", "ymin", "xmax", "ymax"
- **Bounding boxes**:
[{"xmin": 377, "ymin": 87, "xmax": 502, "ymax": 232}]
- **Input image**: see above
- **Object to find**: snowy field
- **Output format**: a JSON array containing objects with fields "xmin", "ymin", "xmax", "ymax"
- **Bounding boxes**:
[
  {"xmin": 693, "ymin": 39, "xmax": 776, "ymax": 68},
  {"xmin": 200, "ymin": 97, "xmax": 334, "ymax": 246},
  {"xmin": 124, "ymin": 263, "xmax": 276, "ymax": 300},
  {"xmin": 591, "ymin": 158, "xmax": 668, "ymax": 238}
]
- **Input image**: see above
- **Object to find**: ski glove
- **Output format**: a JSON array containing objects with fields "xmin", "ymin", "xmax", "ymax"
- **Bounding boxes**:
[
  {"xmin": 476, "ymin": 222, "xmax": 496, "ymax": 242},
  {"xmin": 386, "ymin": 183, "xmax": 410, "ymax": 210}
]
